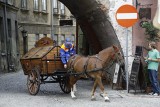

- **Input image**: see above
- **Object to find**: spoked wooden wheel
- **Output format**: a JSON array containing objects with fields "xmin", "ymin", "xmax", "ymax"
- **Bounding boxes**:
[
  {"xmin": 59, "ymin": 76, "xmax": 71, "ymax": 94},
  {"xmin": 27, "ymin": 67, "xmax": 40, "ymax": 95}
]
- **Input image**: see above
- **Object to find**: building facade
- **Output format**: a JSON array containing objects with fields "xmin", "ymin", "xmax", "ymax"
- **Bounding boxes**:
[
  {"xmin": 0, "ymin": 0, "xmax": 76, "ymax": 73},
  {"xmin": 0, "ymin": 0, "xmax": 158, "ymax": 73},
  {"xmin": 17, "ymin": 0, "xmax": 76, "ymax": 55},
  {"xmin": 0, "ymin": 0, "xmax": 19, "ymax": 72}
]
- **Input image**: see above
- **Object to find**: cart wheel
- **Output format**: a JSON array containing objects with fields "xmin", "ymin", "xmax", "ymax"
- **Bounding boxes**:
[
  {"xmin": 27, "ymin": 67, "xmax": 40, "ymax": 95},
  {"xmin": 59, "ymin": 76, "xmax": 71, "ymax": 94}
]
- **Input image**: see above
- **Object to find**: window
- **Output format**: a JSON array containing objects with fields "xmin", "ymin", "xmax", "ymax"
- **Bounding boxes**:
[
  {"xmin": 71, "ymin": 34, "xmax": 75, "ymax": 44},
  {"xmin": 61, "ymin": 34, "xmax": 65, "ymax": 45},
  {"xmin": 42, "ymin": 0, "xmax": 46, "ymax": 11},
  {"xmin": 7, "ymin": 19, "xmax": 11, "ymax": 37},
  {"xmin": 34, "ymin": 0, "xmax": 39, "ymax": 10},
  {"xmin": 0, "ymin": 17, "xmax": 5, "ymax": 51},
  {"xmin": 43, "ymin": 34, "xmax": 47, "ymax": 37},
  {"xmin": 53, "ymin": 0, "xmax": 58, "ymax": 13},
  {"xmin": 35, "ymin": 34, "xmax": 39, "ymax": 41},
  {"xmin": 21, "ymin": 0, "xmax": 27, "ymax": 9},
  {"xmin": 15, "ymin": 21, "xmax": 20, "ymax": 54},
  {"xmin": 7, "ymin": 0, "xmax": 13, "ymax": 5},
  {"xmin": 60, "ymin": 3, "xmax": 65, "ymax": 15}
]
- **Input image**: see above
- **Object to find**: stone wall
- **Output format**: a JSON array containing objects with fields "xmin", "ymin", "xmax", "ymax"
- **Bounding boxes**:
[{"xmin": 99, "ymin": 0, "xmax": 134, "ymax": 72}]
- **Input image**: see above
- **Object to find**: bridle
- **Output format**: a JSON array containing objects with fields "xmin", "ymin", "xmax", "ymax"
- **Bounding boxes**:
[{"xmin": 110, "ymin": 48, "xmax": 123, "ymax": 65}]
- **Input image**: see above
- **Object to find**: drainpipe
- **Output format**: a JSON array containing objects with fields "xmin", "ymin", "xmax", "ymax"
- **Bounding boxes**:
[
  {"xmin": 51, "ymin": 0, "xmax": 54, "ymax": 41},
  {"xmin": 76, "ymin": 20, "xmax": 78, "ymax": 54},
  {"xmin": 3, "ymin": 0, "xmax": 10, "ymax": 72}
]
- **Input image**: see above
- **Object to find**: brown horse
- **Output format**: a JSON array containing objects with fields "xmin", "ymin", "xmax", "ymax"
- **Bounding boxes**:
[{"xmin": 67, "ymin": 45, "xmax": 124, "ymax": 102}]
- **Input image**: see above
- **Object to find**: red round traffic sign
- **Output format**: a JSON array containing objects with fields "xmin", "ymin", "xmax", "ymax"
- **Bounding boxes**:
[{"xmin": 115, "ymin": 4, "xmax": 138, "ymax": 27}]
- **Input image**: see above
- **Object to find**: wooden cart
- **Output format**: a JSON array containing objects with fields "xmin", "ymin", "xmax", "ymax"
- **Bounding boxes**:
[{"xmin": 20, "ymin": 37, "xmax": 70, "ymax": 95}]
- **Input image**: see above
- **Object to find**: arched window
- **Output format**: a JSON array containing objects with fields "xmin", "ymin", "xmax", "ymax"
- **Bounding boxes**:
[
  {"xmin": 60, "ymin": 3, "xmax": 65, "ymax": 15},
  {"xmin": 53, "ymin": 0, "xmax": 58, "ymax": 13},
  {"xmin": 34, "ymin": 0, "xmax": 39, "ymax": 10},
  {"xmin": 21, "ymin": 0, "xmax": 27, "ymax": 9},
  {"xmin": 42, "ymin": 0, "xmax": 47, "ymax": 11}
]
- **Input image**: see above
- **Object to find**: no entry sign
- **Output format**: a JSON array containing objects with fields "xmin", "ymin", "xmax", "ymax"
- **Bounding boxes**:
[{"xmin": 115, "ymin": 4, "xmax": 138, "ymax": 27}]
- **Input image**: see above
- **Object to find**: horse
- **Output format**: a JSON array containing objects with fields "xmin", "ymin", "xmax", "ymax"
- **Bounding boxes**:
[{"xmin": 67, "ymin": 45, "xmax": 124, "ymax": 102}]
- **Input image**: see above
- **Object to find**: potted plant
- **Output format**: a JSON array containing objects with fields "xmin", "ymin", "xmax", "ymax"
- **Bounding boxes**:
[
  {"xmin": 141, "ymin": 21, "xmax": 160, "ymax": 93},
  {"xmin": 141, "ymin": 21, "xmax": 160, "ymax": 42}
]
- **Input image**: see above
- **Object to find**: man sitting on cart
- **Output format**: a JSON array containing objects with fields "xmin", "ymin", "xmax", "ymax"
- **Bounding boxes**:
[{"xmin": 60, "ymin": 38, "xmax": 76, "ymax": 68}]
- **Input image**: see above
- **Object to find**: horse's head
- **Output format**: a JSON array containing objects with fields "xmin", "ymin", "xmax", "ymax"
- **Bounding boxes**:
[{"xmin": 111, "ymin": 45, "xmax": 124, "ymax": 65}]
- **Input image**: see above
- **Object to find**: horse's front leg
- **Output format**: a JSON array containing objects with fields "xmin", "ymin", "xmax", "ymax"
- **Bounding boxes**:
[
  {"xmin": 69, "ymin": 76, "xmax": 77, "ymax": 99},
  {"xmin": 91, "ymin": 79, "xmax": 98, "ymax": 101},
  {"xmin": 71, "ymin": 84, "xmax": 76, "ymax": 99},
  {"xmin": 97, "ymin": 76, "xmax": 110, "ymax": 102},
  {"xmin": 73, "ymin": 83, "xmax": 77, "ymax": 92}
]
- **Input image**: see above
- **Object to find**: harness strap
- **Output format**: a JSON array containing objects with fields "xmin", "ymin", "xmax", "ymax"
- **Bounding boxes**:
[
  {"xmin": 69, "ymin": 55, "xmax": 77, "ymax": 70},
  {"xmin": 83, "ymin": 57, "xmax": 91, "ymax": 78},
  {"xmin": 68, "ymin": 55, "xmax": 82, "ymax": 77},
  {"xmin": 68, "ymin": 49, "xmax": 121, "ymax": 77}
]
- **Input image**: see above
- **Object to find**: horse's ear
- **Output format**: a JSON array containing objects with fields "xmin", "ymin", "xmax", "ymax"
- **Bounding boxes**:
[{"xmin": 112, "ymin": 45, "xmax": 119, "ymax": 51}]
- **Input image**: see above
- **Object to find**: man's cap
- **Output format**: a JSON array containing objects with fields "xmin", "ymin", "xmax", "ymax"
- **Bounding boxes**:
[
  {"xmin": 65, "ymin": 38, "xmax": 71, "ymax": 42},
  {"xmin": 65, "ymin": 38, "xmax": 72, "ymax": 48}
]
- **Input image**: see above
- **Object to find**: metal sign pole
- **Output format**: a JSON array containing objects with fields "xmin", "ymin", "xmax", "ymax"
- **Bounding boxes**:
[
  {"xmin": 125, "ymin": 28, "xmax": 129, "ymax": 92},
  {"xmin": 115, "ymin": 4, "xmax": 138, "ymax": 92}
]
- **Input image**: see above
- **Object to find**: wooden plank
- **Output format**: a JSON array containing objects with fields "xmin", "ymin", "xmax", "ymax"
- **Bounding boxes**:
[
  {"xmin": 31, "ymin": 46, "xmax": 53, "ymax": 59},
  {"xmin": 30, "ymin": 59, "xmax": 43, "ymax": 73},
  {"xmin": 20, "ymin": 59, "xmax": 32, "ymax": 75},
  {"xmin": 41, "ymin": 60, "xmax": 64, "ymax": 74},
  {"xmin": 21, "ymin": 47, "xmax": 42, "ymax": 59}
]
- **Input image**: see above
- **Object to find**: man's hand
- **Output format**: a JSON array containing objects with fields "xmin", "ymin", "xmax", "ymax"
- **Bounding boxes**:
[
  {"xmin": 144, "ymin": 57, "xmax": 147, "ymax": 60},
  {"xmin": 64, "ymin": 64, "xmax": 67, "ymax": 69},
  {"xmin": 70, "ymin": 53, "xmax": 74, "ymax": 56}
]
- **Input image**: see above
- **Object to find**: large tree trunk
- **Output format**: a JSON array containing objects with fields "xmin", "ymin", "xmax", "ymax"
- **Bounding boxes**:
[{"xmin": 59, "ymin": 0, "xmax": 122, "ymax": 53}]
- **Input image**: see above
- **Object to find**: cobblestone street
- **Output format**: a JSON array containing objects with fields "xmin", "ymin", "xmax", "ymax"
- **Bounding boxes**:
[{"xmin": 0, "ymin": 70, "xmax": 160, "ymax": 107}]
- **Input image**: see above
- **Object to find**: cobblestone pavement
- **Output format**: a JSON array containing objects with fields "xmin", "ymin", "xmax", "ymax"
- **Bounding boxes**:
[{"xmin": 0, "ymin": 70, "xmax": 160, "ymax": 107}]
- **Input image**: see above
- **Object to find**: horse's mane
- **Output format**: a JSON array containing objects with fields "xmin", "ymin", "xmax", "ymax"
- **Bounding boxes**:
[{"xmin": 98, "ymin": 46, "xmax": 113, "ymax": 55}]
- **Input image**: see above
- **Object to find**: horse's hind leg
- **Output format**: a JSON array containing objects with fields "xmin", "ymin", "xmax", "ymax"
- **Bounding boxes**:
[
  {"xmin": 91, "ymin": 79, "xmax": 98, "ymax": 101},
  {"xmin": 97, "ymin": 76, "xmax": 110, "ymax": 102}
]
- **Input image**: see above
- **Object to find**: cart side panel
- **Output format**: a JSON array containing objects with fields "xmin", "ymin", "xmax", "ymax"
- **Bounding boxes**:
[
  {"xmin": 30, "ymin": 59, "xmax": 43, "ymax": 73},
  {"xmin": 41, "ymin": 61, "xmax": 47, "ymax": 75},
  {"xmin": 41, "ymin": 47, "xmax": 64, "ymax": 75},
  {"xmin": 45, "ymin": 46, "xmax": 61, "ymax": 60},
  {"xmin": 20, "ymin": 59, "xmax": 32, "ymax": 75},
  {"xmin": 47, "ymin": 60, "xmax": 64, "ymax": 74}
]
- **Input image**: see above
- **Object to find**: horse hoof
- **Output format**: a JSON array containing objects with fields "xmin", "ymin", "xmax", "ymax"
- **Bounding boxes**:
[
  {"xmin": 105, "ymin": 99, "xmax": 110, "ymax": 102},
  {"xmin": 91, "ymin": 97, "xmax": 96, "ymax": 101},
  {"xmin": 100, "ymin": 93, "xmax": 103, "ymax": 97},
  {"xmin": 104, "ymin": 96, "xmax": 110, "ymax": 102},
  {"xmin": 91, "ymin": 96, "xmax": 96, "ymax": 101},
  {"xmin": 72, "ymin": 96, "xmax": 77, "ymax": 100}
]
